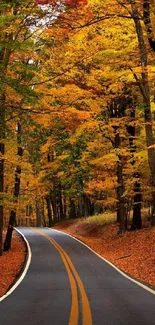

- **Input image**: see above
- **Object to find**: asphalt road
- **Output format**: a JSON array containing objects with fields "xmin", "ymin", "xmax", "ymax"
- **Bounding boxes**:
[{"xmin": 0, "ymin": 227, "xmax": 155, "ymax": 325}]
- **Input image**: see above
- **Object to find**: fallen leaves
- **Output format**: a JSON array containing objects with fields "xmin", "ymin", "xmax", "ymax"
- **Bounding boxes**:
[
  {"xmin": 0, "ymin": 231, "xmax": 26, "ymax": 297},
  {"xmin": 54, "ymin": 220, "xmax": 155, "ymax": 288}
]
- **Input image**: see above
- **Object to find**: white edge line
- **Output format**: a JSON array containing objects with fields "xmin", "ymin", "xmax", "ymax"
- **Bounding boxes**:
[
  {"xmin": 49, "ymin": 227, "xmax": 155, "ymax": 296},
  {"xmin": 0, "ymin": 228, "xmax": 32, "ymax": 302}
]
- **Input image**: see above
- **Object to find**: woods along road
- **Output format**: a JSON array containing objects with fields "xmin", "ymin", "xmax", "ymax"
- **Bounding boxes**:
[{"xmin": 0, "ymin": 228, "xmax": 155, "ymax": 325}]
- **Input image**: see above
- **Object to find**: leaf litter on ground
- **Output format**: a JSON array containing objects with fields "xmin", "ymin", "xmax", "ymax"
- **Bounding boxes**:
[
  {"xmin": 0, "ymin": 231, "xmax": 26, "ymax": 297},
  {"xmin": 54, "ymin": 219, "xmax": 155, "ymax": 288}
]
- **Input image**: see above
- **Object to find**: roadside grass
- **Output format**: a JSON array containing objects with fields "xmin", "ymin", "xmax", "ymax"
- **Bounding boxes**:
[
  {"xmin": 83, "ymin": 211, "xmax": 116, "ymax": 226},
  {"xmin": 81, "ymin": 207, "xmax": 151, "ymax": 227}
]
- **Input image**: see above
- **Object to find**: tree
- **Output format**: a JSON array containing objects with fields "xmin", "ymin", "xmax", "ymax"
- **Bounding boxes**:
[
  {"xmin": 0, "ymin": 0, "xmax": 54, "ymax": 250},
  {"xmin": 4, "ymin": 123, "xmax": 24, "ymax": 251},
  {"xmin": 1, "ymin": 0, "xmax": 155, "ymax": 243},
  {"xmin": 128, "ymin": 0, "xmax": 155, "ymax": 225}
]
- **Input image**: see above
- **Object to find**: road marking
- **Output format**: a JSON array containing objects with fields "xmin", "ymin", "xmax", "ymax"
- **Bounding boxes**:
[
  {"xmin": 51, "ymin": 228, "xmax": 155, "ymax": 296},
  {"xmin": 30, "ymin": 228, "xmax": 92, "ymax": 325},
  {"xmin": 0, "ymin": 228, "xmax": 32, "ymax": 302},
  {"xmin": 32, "ymin": 228, "xmax": 78, "ymax": 325}
]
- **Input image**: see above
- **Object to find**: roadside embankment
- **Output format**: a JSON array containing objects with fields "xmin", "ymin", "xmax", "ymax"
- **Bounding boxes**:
[
  {"xmin": 54, "ymin": 219, "xmax": 155, "ymax": 288},
  {"xmin": 0, "ymin": 230, "xmax": 26, "ymax": 297}
]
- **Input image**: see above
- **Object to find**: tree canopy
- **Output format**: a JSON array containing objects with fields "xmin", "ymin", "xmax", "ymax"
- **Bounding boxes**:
[{"xmin": 1, "ymin": 0, "xmax": 155, "ymax": 252}]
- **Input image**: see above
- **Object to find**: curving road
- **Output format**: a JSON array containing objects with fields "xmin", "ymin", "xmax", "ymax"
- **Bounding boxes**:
[{"xmin": 0, "ymin": 227, "xmax": 155, "ymax": 325}]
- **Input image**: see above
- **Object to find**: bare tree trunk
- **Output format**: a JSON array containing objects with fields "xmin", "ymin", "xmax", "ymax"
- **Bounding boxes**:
[
  {"xmin": 36, "ymin": 198, "xmax": 42, "ymax": 227},
  {"xmin": 0, "ymin": 27, "xmax": 12, "ymax": 254},
  {"xmin": 46, "ymin": 195, "xmax": 53, "ymax": 227},
  {"xmin": 58, "ymin": 179, "xmax": 64, "ymax": 220},
  {"xmin": 0, "ymin": 102, "xmax": 5, "ymax": 255},
  {"xmin": 115, "ymin": 132, "xmax": 127, "ymax": 233},
  {"xmin": 83, "ymin": 194, "xmax": 92, "ymax": 217},
  {"xmin": 127, "ymin": 108, "xmax": 142, "ymax": 229},
  {"xmin": 0, "ymin": 88, "xmax": 5, "ymax": 255},
  {"xmin": 41, "ymin": 198, "xmax": 46, "ymax": 227},
  {"xmin": 63, "ymin": 196, "xmax": 67, "ymax": 219},
  {"xmin": 143, "ymin": 0, "xmax": 155, "ymax": 52},
  {"xmin": 69, "ymin": 199, "xmax": 76, "ymax": 218},
  {"xmin": 108, "ymin": 97, "xmax": 127, "ymax": 229},
  {"xmin": 4, "ymin": 123, "xmax": 23, "ymax": 251},
  {"xmin": 51, "ymin": 197, "xmax": 57, "ymax": 224},
  {"xmin": 130, "ymin": 1, "xmax": 155, "ymax": 226}
]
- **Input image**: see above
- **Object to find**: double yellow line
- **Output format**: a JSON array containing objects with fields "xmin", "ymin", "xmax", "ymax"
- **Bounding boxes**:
[{"xmin": 30, "ymin": 228, "xmax": 92, "ymax": 325}]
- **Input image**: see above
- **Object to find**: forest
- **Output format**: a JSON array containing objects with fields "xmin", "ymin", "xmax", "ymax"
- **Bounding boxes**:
[{"xmin": 0, "ymin": 0, "xmax": 155, "ymax": 254}]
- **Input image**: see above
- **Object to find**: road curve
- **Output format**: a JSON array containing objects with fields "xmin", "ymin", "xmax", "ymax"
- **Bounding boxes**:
[{"xmin": 0, "ymin": 227, "xmax": 154, "ymax": 325}]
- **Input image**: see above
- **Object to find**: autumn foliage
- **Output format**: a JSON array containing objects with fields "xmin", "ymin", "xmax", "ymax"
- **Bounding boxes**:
[
  {"xmin": 1, "ymin": 0, "xmax": 155, "ymax": 254},
  {"xmin": 35, "ymin": 0, "xmax": 87, "ymax": 5}
]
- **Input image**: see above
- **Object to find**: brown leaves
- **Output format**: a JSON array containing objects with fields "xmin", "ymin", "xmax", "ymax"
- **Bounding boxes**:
[
  {"xmin": 0, "ymin": 232, "xmax": 26, "ymax": 297},
  {"xmin": 54, "ymin": 220, "xmax": 155, "ymax": 287}
]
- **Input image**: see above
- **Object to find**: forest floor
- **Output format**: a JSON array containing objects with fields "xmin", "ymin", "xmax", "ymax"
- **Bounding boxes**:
[
  {"xmin": 0, "ymin": 230, "xmax": 26, "ymax": 297},
  {"xmin": 54, "ymin": 218, "xmax": 155, "ymax": 288}
]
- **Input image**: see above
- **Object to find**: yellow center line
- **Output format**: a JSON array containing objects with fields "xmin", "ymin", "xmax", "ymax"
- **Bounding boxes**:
[
  {"xmin": 30, "ymin": 228, "xmax": 78, "ymax": 325},
  {"xmin": 30, "ymin": 228, "xmax": 92, "ymax": 325}
]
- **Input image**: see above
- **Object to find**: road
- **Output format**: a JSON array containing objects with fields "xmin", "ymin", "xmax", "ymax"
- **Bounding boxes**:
[{"xmin": 0, "ymin": 227, "xmax": 155, "ymax": 325}]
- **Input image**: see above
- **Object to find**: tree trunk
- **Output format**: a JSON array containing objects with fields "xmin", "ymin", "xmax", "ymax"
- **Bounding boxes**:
[
  {"xmin": 51, "ymin": 197, "xmax": 57, "ymax": 224},
  {"xmin": 83, "ymin": 194, "xmax": 92, "ymax": 217},
  {"xmin": 58, "ymin": 179, "xmax": 64, "ymax": 220},
  {"xmin": 116, "ymin": 158, "xmax": 127, "ymax": 233},
  {"xmin": 108, "ymin": 97, "xmax": 127, "ymax": 229},
  {"xmin": 63, "ymin": 196, "xmax": 67, "ymax": 219},
  {"xmin": 77, "ymin": 197, "xmax": 84, "ymax": 217},
  {"xmin": 90, "ymin": 201, "xmax": 95, "ymax": 216},
  {"xmin": 0, "ymin": 77, "xmax": 6, "ymax": 256},
  {"xmin": 0, "ymin": 135, "xmax": 4, "ymax": 256},
  {"xmin": 69, "ymin": 199, "xmax": 76, "ymax": 218},
  {"xmin": 151, "ymin": 192, "xmax": 155, "ymax": 226},
  {"xmin": 115, "ymin": 131, "xmax": 127, "ymax": 233},
  {"xmin": 132, "ymin": 178, "xmax": 142, "ymax": 229},
  {"xmin": 116, "ymin": 186, "xmax": 121, "ymax": 223},
  {"xmin": 0, "ymin": 28, "xmax": 12, "ymax": 254},
  {"xmin": 131, "ymin": 1, "xmax": 155, "ymax": 226},
  {"xmin": 143, "ymin": 0, "xmax": 155, "ymax": 52},
  {"xmin": 0, "ymin": 94, "xmax": 5, "ymax": 255},
  {"xmin": 127, "ymin": 108, "xmax": 142, "ymax": 230},
  {"xmin": 36, "ymin": 198, "xmax": 42, "ymax": 227},
  {"xmin": 26, "ymin": 204, "xmax": 33, "ymax": 218},
  {"xmin": 46, "ymin": 195, "xmax": 53, "ymax": 227},
  {"xmin": 41, "ymin": 198, "xmax": 46, "ymax": 227},
  {"xmin": 4, "ymin": 123, "xmax": 23, "ymax": 251}
]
